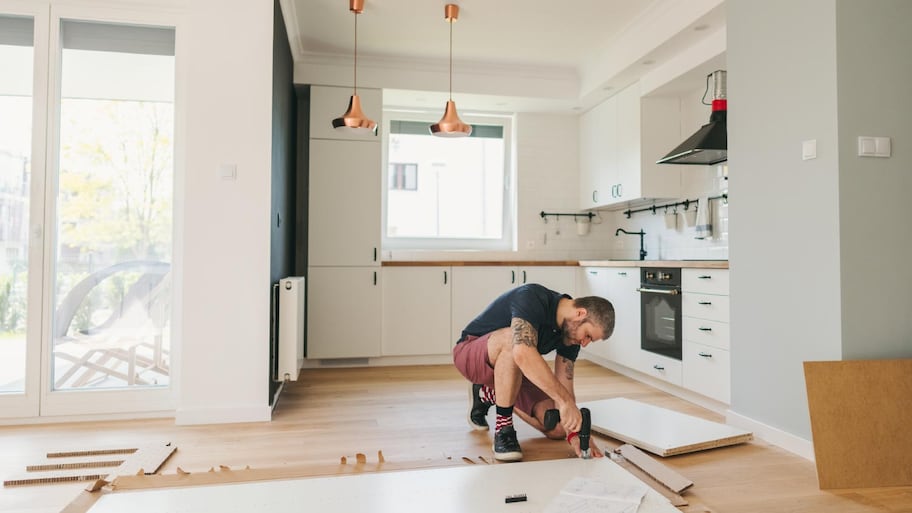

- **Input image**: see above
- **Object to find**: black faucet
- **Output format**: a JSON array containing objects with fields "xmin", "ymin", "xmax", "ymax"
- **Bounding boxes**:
[{"xmin": 615, "ymin": 228, "xmax": 647, "ymax": 260}]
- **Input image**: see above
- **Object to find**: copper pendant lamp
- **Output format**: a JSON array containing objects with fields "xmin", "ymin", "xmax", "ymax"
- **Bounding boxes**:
[
  {"xmin": 429, "ymin": 4, "xmax": 472, "ymax": 137},
  {"xmin": 332, "ymin": 0, "xmax": 377, "ymax": 135}
]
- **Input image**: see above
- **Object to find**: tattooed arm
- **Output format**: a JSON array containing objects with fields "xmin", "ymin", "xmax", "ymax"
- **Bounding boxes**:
[{"xmin": 510, "ymin": 317, "xmax": 582, "ymax": 433}]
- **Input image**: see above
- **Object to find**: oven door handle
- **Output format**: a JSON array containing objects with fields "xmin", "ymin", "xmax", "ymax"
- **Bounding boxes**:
[{"xmin": 636, "ymin": 287, "xmax": 679, "ymax": 295}]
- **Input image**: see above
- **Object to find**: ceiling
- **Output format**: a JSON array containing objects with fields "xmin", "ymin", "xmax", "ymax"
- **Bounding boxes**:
[{"xmin": 280, "ymin": 0, "xmax": 727, "ymax": 113}]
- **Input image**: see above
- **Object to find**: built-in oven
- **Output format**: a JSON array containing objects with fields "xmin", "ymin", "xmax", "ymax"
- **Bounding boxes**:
[{"xmin": 638, "ymin": 267, "xmax": 682, "ymax": 360}]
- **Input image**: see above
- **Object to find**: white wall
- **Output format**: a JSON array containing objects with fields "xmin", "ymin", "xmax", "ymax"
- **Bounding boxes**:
[{"xmin": 175, "ymin": 0, "xmax": 275, "ymax": 424}]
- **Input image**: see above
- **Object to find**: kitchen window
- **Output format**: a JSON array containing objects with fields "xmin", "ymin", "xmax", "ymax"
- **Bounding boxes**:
[{"xmin": 382, "ymin": 112, "xmax": 513, "ymax": 251}]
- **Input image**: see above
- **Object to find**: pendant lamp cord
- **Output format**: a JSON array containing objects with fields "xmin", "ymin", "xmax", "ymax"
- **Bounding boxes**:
[
  {"xmin": 448, "ymin": 17, "xmax": 453, "ymax": 101},
  {"xmin": 353, "ymin": 12, "xmax": 359, "ymax": 95}
]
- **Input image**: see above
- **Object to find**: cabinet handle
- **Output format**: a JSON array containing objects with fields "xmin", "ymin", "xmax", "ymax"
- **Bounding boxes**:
[
  {"xmin": 653, "ymin": 364, "xmax": 665, "ymax": 371},
  {"xmin": 592, "ymin": 190, "xmax": 598, "ymax": 203},
  {"xmin": 373, "ymin": 271, "xmax": 377, "ymax": 286},
  {"xmin": 522, "ymin": 270, "xmax": 527, "ymax": 283},
  {"xmin": 511, "ymin": 270, "xmax": 516, "ymax": 284},
  {"xmin": 698, "ymin": 352, "xmax": 713, "ymax": 358},
  {"xmin": 589, "ymin": 271, "xmax": 598, "ymax": 276},
  {"xmin": 698, "ymin": 326, "xmax": 712, "ymax": 332},
  {"xmin": 698, "ymin": 275, "xmax": 712, "ymax": 280},
  {"xmin": 617, "ymin": 183, "xmax": 623, "ymax": 198},
  {"xmin": 698, "ymin": 301, "xmax": 712, "ymax": 305},
  {"xmin": 618, "ymin": 272, "xmax": 627, "ymax": 277},
  {"xmin": 444, "ymin": 270, "xmax": 448, "ymax": 284},
  {"xmin": 373, "ymin": 247, "xmax": 377, "ymax": 262}
]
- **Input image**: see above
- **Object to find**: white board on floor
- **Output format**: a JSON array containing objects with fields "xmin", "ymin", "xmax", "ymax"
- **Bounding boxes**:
[
  {"xmin": 580, "ymin": 397, "xmax": 753, "ymax": 457},
  {"xmin": 86, "ymin": 458, "xmax": 680, "ymax": 513}
]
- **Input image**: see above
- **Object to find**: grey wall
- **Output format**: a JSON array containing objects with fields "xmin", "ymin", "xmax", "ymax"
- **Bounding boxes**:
[
  {"xmin": 835, "ymin": 0, "xmax": 912, "ymax": 360},
  {"xmin": 728, "ymin": 0, "xmax": 912, "ymax": 441}
]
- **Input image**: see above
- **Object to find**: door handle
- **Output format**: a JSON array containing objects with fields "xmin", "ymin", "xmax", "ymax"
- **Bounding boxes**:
[
  {"xmin": 698, "ymin": 275, "xmax": 712, "ymax": 279},
  {"xmin": 522, "ymin": 270, "xmax": 527, "ymax": 283},
  {"xmin": 637, "ymin": 287, "xmax": 679, "ymax": 295},
  {"xmin": 698, "ymin": 327, "xmax": 712, "ymax": 331},
  {"xmin": 698, "ymin": 301, "xmax": 712, "ymax": 305},
  {"xmin": 698, "ymin": 352, "xmax": 713, "ymax": 358},
  {"xmin": 444, "ymin": 270, "xmax": 447, "ymax": 284},
  {"xmin": 653, "ymin": 364, "xmax": 665, "ymax": 371}
]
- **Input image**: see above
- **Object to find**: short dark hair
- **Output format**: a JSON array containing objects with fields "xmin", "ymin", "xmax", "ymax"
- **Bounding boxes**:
[{"xmin": 573, "ymin": 296, "xmax": 615, "ymax": 339}]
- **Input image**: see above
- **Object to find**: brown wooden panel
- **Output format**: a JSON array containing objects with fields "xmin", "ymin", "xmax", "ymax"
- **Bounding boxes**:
[{"xmin": 803, "ymin": 359, "xmax": 912, "ymax": 489}]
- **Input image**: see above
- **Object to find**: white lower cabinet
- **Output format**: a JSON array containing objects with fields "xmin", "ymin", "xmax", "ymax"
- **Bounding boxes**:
[
  {"xmin": 307, "ymin": 267, "xmax": 381, "ymax": 359},
  {"xmin": 382, "ymin": 267, "xmax": 452, "ymax": 356},
  {"xmin": 683, "ymin": 341, "xmax": 730, "ymax": 403},
  {"xmin": 578, "ymin": 267, "xmax": 639, "ymax": 367},
  {"xmin": 682, "ymin": 268, "xmax": 731, "ymax": 403},
  {"xmin": 636, "ymin": 351, "xmax": 683, "ymax": 387},
  {"xmin": 450, "ymin": 266, "xmax": 576, "ymax": 346}
]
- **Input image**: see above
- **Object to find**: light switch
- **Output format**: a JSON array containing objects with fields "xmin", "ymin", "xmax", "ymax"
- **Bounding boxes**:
[
  {"xmin": 858, "ymin": 136, "xmax": 891, "ymax": 157},
  {"xmin": 219, "ymin": 163, "xmax": 237, "ymax": 180},
  {"xmin": 802, "ymin": 139, "xmax": 817, "ymax": 160}
]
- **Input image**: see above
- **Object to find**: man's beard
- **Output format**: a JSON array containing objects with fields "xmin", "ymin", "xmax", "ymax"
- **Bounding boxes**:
[{"xmin": 561, "ymin": 318, "xmax": 583, "ymax": 345}]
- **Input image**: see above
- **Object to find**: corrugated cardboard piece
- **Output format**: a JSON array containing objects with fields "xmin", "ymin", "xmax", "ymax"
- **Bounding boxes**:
[{"xmin": 803, "ymin": 359, "xmax": 912, "ymax": 489}]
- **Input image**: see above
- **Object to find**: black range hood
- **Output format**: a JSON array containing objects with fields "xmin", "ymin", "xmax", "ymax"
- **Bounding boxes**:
[{"xmin": 657, "ymin": 70, "xmax": 727, "ymax": 166}]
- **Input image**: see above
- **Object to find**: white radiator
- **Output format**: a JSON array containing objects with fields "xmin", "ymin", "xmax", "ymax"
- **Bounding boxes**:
[{"xmin": 277, "ymin": 276, "xmax": 305, "ymax": 381}]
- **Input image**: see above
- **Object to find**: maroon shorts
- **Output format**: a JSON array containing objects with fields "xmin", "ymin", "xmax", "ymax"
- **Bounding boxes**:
[{"xmin": 452, "ymin": 333, "xmax": 550, "ymax": 415}]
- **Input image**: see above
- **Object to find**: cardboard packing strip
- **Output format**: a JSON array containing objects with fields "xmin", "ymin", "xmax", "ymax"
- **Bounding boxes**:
[{"xmin": 803, "ymin": 359, "xmax": 912, "ymax": 489}]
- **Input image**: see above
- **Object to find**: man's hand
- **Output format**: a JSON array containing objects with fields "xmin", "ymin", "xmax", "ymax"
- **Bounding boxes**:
[
  {"xmin": 568, "ymin": 435, "xmax": 604, "ymax": 459},
  {"xmin": 558, "ymin": 401, "xmax": 582, "ymax": 433}
]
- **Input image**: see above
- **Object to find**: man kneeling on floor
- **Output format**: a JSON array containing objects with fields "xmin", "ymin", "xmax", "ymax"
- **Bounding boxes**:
[{"xmin": 453, "ymin": 283, "xmax": 615, "ymax": 462}]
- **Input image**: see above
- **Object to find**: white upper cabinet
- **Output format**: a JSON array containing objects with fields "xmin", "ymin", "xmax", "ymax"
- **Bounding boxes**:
[
  {"xmin": 309, "ymin": 85, "xmax": 383, "ymax": 141},
  {"xmin": 579, "ymin": 82, "xmax": 683, "ymax": 210}
]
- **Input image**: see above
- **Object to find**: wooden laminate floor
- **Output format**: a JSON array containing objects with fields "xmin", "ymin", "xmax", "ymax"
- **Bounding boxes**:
[{"xmin": 1, "ymin": 361, "xmax": 910, "ymax": 513}]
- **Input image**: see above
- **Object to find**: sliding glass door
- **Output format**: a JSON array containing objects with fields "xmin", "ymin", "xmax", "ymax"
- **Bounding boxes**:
[
  {"xmin": 0, "ymin": 6, "xmax": 47, "ymax": 419},
  {"xmin": 0, "ymin": 2, "xmax": 179, "ymax": 419}
]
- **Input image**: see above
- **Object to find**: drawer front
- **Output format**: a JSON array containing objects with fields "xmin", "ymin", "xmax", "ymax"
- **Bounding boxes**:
[
  {"xmin": 682, "ymin": 269, "xmax": 730, "ymax": 295},
  {"xmin": 637, "ymin": 351, "xmax": 682, "ymax": 387},
  {"xmin": 683, "ymin": 317, "xmax": 730, "ymax": 350},
  {"xmin": 683, "ymin": 293, "xmax": 730, "ymax": 322},
  {"xmin": 683, "ymin": 341, "xmax": 730, "ymax": 403}
]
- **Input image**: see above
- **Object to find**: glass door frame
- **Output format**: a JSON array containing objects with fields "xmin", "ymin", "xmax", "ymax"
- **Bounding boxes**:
[{"xmin": 0, "ymin": 0, "xmax": 183, "ymax": 419}]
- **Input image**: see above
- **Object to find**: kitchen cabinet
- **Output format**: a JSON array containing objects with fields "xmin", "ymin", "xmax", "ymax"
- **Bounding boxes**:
[
  {"xmin": 308, "ymin": 139, "xmax": 381, "ymax": 267},
  {"xmin": 451, "ymin": 266, "xmax": 577, "ymax": 345},
  {"xmin": 306, "ymin": 267, "xmax": 381, "ymax": 359},
  {"xmin": 309, "ymin": 85, "xmax": 382, "ymax": 141},
  {"xmin": 578, "ymin": 267, "xmax": 639, "ymax": 367},
  {"xmin": 579, "ymin": 95, "xmax": 617, "ymax": 209},
  {"xmin": 579, "ymin": 82, "xmax": 683, "ymax": 210},
  {"xmin": 382, "ymin": 267, "xmax": 452, "ymax": 356},
  {"xmin": 682, "ymin": 268, "xmax": 731, "ymax": 403}
]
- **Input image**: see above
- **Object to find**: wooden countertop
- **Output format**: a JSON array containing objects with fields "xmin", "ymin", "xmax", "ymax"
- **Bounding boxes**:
[
  {"xmin": 578, "ymin": 260, "xmax": 729, "ymax": 269},
  {"xmin": 382, "ymin": 260, "xmax": 728, "ymax": 269},
  {"xmin": 381, "ymin": 261, "xmax": 579, "ymax": 267}
]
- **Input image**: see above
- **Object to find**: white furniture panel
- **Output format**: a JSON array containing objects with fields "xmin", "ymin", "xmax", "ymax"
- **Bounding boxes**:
[
  {"xmin": 86, "ymin": 458, "xmax": 681, "ymax": 513},
  {"xmin": 307, "ymin": 267, "xmax": 381, "ymax": 359},
  {"xmin": 308, "ymin": 139, "xmax": 381, "ymax": 267},
  {"xmin": 683, "ymin": 341, "xmax": 731, "ymax": 403},
  {"xmin": 309, "ymin": 85, "xmax": 382, "ymax": 141},
  {"xmin": 579, "ymin": 93, "xmax": 617, "ymax": 209},
  {"xmin": 682, "ymin": 317, "xmax": 730, "ymax": 350},
  {"xmin": 579, "ymin": 397, "xmax": 751, "ymax": 457},
  {"xmin": 682, "ymin": 268, "xmax": 730, "ymax": 295},
  {"xmin": 382, "ymin": 267, "xmax": 452, "ymax": 356}
]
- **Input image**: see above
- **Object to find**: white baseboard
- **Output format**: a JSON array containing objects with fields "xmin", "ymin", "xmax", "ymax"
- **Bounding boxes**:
[
  {"xmin": 726, "ymin": 409, "xmax": 815, "ymax": 461},
  {"xmin": 301, "ymin": 354, "xmax": 452, "ymax": 369},
  {"xmin": 175, "ymin": 405, "xmax": 272, "ymax": 425}
]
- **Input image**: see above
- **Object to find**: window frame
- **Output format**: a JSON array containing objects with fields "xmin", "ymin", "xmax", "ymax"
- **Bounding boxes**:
[{"xmin": 381, "ymin": 109, "xmax": 514, "ymax": 252}]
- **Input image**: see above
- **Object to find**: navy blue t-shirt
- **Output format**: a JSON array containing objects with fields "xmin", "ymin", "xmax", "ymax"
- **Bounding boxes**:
[{"xmin": 458, "ymin": 283, "xmax": 580, "ymax": 361}]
